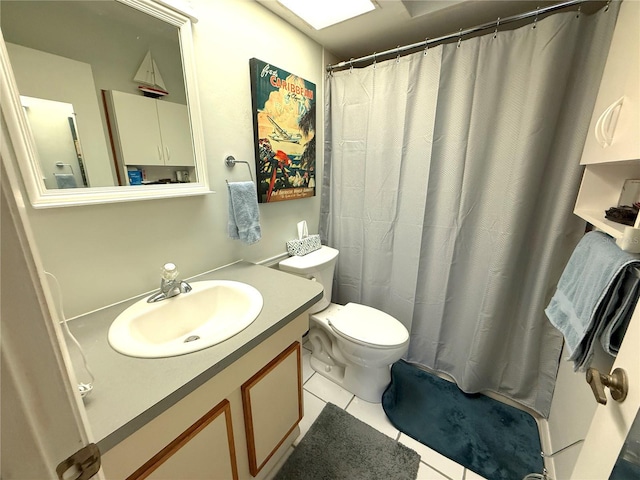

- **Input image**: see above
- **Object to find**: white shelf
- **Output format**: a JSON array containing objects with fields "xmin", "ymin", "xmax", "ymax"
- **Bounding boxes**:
[{"xmin": 574, "ymin": 208, "xmax": 625, "ymax": 239}]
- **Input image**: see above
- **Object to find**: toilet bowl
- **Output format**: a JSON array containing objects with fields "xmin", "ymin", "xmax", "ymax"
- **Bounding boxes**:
[{"xmin": 279, "ymin": 246, "xmax": 409, "ymax": 403}]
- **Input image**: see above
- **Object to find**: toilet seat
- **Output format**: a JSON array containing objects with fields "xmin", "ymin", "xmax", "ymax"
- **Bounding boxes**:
[{"xmin": 326, "ymin": 303, "xmax": 408, "ymax": 348}]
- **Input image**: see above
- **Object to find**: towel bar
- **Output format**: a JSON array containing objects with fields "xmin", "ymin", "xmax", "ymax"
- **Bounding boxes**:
[{"xmin": 225, "ymin": 155, "xmax": 254, "ymax": 182}]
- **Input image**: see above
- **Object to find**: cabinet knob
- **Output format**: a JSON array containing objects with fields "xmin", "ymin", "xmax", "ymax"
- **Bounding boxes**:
[{"xmin": 585, "ymin": 367, "xmax": 628, "ymax": 405}]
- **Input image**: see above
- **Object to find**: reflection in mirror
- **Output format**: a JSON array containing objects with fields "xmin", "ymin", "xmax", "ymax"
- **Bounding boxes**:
[
  {"xmin": 20, "ymin": 96, "xmax": 88, "ymax": 189},
  {"xmin": 0, "ymin": 0, "xmax": 209, "ymax": 207},
  {"xmin": 611, "ymin": 410, "xmax": 640, "ymax": 479}
]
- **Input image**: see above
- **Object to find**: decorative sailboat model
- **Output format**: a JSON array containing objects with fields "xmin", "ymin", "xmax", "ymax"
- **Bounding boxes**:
[{"xmin": 134, "ymin": 51, "xmax": 169, "ymax": 98}]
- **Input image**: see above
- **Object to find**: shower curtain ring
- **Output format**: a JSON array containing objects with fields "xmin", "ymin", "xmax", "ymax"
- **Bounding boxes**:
[
  {"xmin": 457, "ymin": 28, "xmax": 463, "ymax": 48},
  {"xmin": 349, "ymin": 58, "xmax": 354, "ymax": 73},
  {"xmin": 493, "ymin": 18, "xmax": 500, "ymax": 39},
  {"xmin": 424, "ymin": 38, "xmax": 429, "ymax": 56},
  {"xmin": 532, "ymin": 6, "xmax": 539, "ymax": 29},
  {"xmin": 396, "ymin": 46, "xmax": 401, "ymax": 63},
  {"xmin": 373, "ymin": 52, "xmax": 377, "ymax": 69},
  {"xmin": 576, "ymin": 5, "xmax": 581, "ymax": 18},
  {"xmin": 605, "ymin": 0, "xmax": 610, "ymax": 12}
]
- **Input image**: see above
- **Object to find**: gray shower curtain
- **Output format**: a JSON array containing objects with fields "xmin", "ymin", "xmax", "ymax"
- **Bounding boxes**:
[{"xmin": 320, "ymin": 5, "xmax": 619, "ymax": 417}]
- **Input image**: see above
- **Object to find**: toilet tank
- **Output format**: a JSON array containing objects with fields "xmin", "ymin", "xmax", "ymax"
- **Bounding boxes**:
[{"xmin": 279, "ymin": 246, "xmax": 339, "ymax": 313}]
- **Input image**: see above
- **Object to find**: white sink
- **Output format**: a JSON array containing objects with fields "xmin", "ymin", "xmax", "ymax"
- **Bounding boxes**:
[{"xmin": 108, "ymin": 280, "xmax": 263, "ymax": 358}]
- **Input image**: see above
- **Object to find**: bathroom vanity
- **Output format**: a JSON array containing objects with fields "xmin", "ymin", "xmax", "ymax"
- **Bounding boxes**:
[{"xmin": 69, "ymin": 262, "xmax": 323, "ymax": 479}]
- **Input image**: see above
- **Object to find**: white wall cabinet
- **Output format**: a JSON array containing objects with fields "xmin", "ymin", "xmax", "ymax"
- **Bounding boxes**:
[
  {"xmin": 574, "ymin": 0, "xmax": 640, "ymax": 243},
  {"xmin": 580, "ymin": 2, "xmax": 639, "ymax": 166},
  {"xmin": 101, "ymin": 315, "xmax": 307, "ymax": 480},
  {"xmin": 108, "ymin": 90, "xmax": 195, "ymax": 168}
]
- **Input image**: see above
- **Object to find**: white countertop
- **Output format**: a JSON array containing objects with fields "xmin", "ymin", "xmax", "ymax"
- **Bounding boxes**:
[{"xmin": 69, "ymin": 261, "xmax": 323, "ymax": 452}]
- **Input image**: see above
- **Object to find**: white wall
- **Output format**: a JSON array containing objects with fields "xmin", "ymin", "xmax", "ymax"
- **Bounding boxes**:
[
  {"xmin": 6, "ymin": 0, "xmax": 326, "ymax": 318},
  {"xmin": 2, "ymin": 1, "xmax": 187, "ymax": 104}
]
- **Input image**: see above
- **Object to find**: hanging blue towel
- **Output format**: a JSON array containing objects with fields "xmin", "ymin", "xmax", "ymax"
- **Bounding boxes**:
[
  {"xmin": 227, "ymin": 181, "xmax": 261, "ymax": 245},
  {"xmin": 545, "ymin": 231, "xmax": 640, "ymax": 370},
  {"xmin": 54, "ymin": 173, "xmax": 77, "ymax": 189}
]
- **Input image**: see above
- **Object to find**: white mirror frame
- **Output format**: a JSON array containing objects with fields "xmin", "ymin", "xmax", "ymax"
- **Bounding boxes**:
[{"xmin": 0, "ymin": 0, "xmax": 210, "ymax": 208}]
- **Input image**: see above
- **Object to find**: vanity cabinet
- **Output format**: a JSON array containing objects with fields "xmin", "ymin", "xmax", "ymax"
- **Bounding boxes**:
[
  {"xmin": 574, "ymin": 0, "xmax": 640, "ymax": 240},
  {"xmin": 100, "ymin": 314, "xmax": 307, "ymax": 480},
  {"xmin": 107, "ymin": 90, "xmax": 195, "ymax": 168}
]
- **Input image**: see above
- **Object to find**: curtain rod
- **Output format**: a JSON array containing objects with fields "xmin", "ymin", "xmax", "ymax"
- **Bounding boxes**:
[{"xmin": 326, "ymin": 0, "xmax": 606, "ymax": 72}]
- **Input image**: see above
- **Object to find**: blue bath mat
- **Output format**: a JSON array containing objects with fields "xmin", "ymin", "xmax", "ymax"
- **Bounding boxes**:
[{"xmin": 382, "ymin": 360, "xmax": 544, "ymax": 480}]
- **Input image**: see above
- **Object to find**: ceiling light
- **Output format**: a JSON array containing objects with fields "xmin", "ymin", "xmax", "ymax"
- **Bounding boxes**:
[{"xmin": 277, "ymin": 0, "xmax": 376, "ymax": 30}]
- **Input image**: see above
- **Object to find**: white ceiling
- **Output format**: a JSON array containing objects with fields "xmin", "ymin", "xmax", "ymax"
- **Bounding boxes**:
[{"xmin": 255, "ymin": 0, "xmax": 569, "ymax": 64}]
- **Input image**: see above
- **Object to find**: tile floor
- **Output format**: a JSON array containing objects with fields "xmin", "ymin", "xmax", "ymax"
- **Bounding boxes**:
[{"xmin": 271, "ymin": 340, "xmax": 489, "ymax": 480}]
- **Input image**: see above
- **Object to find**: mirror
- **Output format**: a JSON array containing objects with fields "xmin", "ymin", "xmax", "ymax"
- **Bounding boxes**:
[
  {"xmin": 0, "ymin": 0, "xmax": 209, "ymax": 207},
  {"xmin": 20, "ymin": 96, "xmax": 89, "ymax": 189},
  {"xmin": 610, "ymin": 410, "xmax": 640, "ymax": 479},
  {"xmin": 618, "ymin": 179, "xmax": 640, "ymax": 207}
]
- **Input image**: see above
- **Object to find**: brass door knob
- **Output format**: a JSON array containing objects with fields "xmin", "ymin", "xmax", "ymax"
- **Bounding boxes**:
[{"xmin": 585, "ymin": 367, "xmax": 628, "ymax": 405}]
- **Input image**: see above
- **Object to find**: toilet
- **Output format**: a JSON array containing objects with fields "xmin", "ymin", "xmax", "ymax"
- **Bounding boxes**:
[{"xmin": 279, "ymin": 246, "xmax": 409, "ymax": 403}]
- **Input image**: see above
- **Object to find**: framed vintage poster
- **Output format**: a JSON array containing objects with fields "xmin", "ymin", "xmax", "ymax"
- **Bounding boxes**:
[{"xmin": 249, "ymin": 58, "xmax": 316, "ymax": 203}]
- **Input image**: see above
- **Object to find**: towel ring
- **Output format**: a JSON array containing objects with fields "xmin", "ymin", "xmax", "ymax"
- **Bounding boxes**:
[{"xmin": 225, "ymin": 155, "xmax": 254, "ymax": 183}]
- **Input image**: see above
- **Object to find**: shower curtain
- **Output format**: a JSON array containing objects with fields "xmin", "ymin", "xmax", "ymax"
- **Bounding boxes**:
[{"xmin": 320, "ymin": 6, "xmax": 619, "ymax": 417}]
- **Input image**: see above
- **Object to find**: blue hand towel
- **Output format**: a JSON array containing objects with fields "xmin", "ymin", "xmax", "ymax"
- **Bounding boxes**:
[
  {"xmin": 227, "ymin": 181, "xmax": 261, "ymax": 245},
  {"xmin": 54, "ymin": 173, "xmax": 77, "ymax": 189},
  {"xmin": 545, "ymin": 231, "xmax": 640, "ymax": 370}
]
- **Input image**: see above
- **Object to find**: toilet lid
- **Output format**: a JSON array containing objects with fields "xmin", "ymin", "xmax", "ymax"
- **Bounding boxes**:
[{"xmin": 327, "ymin": 303, "xmax": 408, "ymax": 347}]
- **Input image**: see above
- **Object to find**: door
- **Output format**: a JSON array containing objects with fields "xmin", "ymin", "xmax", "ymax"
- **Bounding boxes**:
[
  {"xmin": 156, "ymin": 100, "xmax": 195, "ymax": 167},
  {"xmin": 571, "ymin": 305, "xmax": 640, "ymax": 478},
  {"xmin": 110, "ymin": 90, "xmax": 164, "ymax": 166},
  {"xmin": 142, "ymin": 400, "xmax": 238, "ymax": 480},
  {"xmin": 242, "ymin": 342, "xmax": 303, "ymax": 476},
  {"xmin": 1, "ymin": 133, "xmax": 103, "ymax": 478}
]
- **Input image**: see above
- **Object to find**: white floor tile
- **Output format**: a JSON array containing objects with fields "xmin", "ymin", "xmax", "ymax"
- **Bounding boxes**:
[
  {"xmin": 294, "ymin": 390, "xmax": 326, "ymax": 446},
  {"xmin": 301, "ymin": 348, "xmax": 315, "ymax": 384},
  {"xmin": 417, "ymin": 461, "xmax": 452, "ymax": 480},
  {"xmin": 398, "ymin": 434, "xmax": 464, "ymax": 480},
  {"xmin": 303, "ymin": 373, "xmax": 354, "ymax": 409},
  {"xmin": 345, "ymin": 396, "xmax": 399, "ymax": 439},
  {"xmin": 463, "ymin": 469, "xmax": 488, "ymax": 480}
]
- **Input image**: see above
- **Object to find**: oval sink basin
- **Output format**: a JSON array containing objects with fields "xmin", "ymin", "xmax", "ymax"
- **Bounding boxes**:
[{"xmin": 108, "ymin": 280, "xmax": 263, "ymax": 358}]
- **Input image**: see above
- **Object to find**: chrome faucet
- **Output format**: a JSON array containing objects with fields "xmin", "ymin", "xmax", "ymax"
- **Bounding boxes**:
[{"xmin": 147, "ymin": 263, "xmax": 192, "ymax": 303}]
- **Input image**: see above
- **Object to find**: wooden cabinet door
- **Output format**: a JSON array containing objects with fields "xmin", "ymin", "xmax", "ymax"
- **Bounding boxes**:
[
  {"xmin": 128, "ymin": 399, "xmax": 238, "ymax": 480},
  {"xmin": 110, "ymin": 91, "xmax": 164, "ymax": 167},
  {"xmin": 156, "ymin": 100, "xmax": 195, "ymax": 167},
  {"xmin": 242, "ymin": 342, "xmax": 303, "ymax": 476}
]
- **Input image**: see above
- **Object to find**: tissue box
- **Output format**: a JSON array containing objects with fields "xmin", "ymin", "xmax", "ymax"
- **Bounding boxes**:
[{"xmin": 286, "ymin": 234, "xmax": 322, "ymax": 256}]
